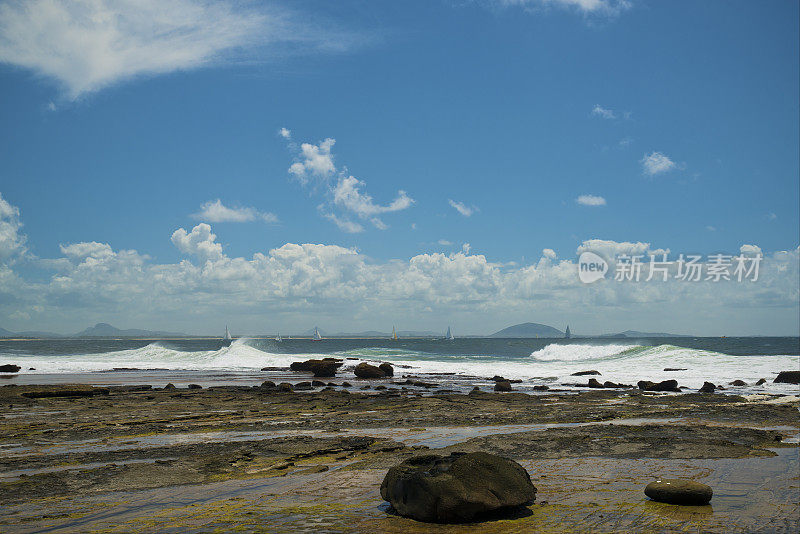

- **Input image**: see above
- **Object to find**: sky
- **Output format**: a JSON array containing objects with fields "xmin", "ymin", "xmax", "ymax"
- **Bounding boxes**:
[{"xmin": 0, "ymin": 0, "xmax": 798, "ymax": 336}]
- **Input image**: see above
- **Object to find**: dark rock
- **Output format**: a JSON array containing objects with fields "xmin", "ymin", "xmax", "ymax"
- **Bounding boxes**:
[
  {"xmin": 699, "ymin": 381, "xmax": 716, "ymax": 393},
  {"xmin": 380, "ymin": 452, "xmax": 536, "ymax": 523},
  {"xmin": 294, "ymin": 381, "xmax": 313, "ymax": 391},
  {"xmin": 278, "ymin": 382, "xmax": 293, "ymax": 392},
  {"xmin": 644, "ymin": 479, "xmax": 712, "ymax": 505},
  {"xmin": 341, "ymin": 382, "xmax": 352, "ymax": 388},
  {"xmin": 260, "ymin": 380, "xmax": 276, "ymax": 389},
  {"xmin": 663, "ymin": 368, "xmax": 687, "ymax": 372},
  {"xmin": 637, "ymin": 379, "xmax": 679, "ymax": 392},
  {"xmin": 354, "ymin": 362, "xmax": 387, "ymax": 379},
  {"xmin": 729, "ymin": 380, "xmax": 747, "ymax": 386},
  {"xmin": 360, "ymin": 385, "xmax": 370, "ymax": 390},
  {"xmin": 187, "ymin": 384, "xmax": 202, "ymax": 389},
  {"xmin": 532, "ymin": 385, "xmax": 549, "ymax": 391},
  {"xmin": 586, "ymin": 378, "xmax": 604, "ymax": 388},
  {"xmin": 571, "ymin": 370, "xmax": 601, "ymax": 376},
  {"xmin": 603, "ymin": 381, "xmax": 632, "ymax": 388},
  {"xmin": 311, "ymin": 380, "xmax": 326, "ymax": 387},
  {"xmin": 774, "ymin": 371, "xmax": 800, "ymax": 384},
  {"xmin": 375, "ymin": 385, "xmax": 387, "ymax": 390},
  {"xmin": 755, "ymin": 378, "xmax": 767, "ymax": 386},
  {"xmin": 379, "ymin": 363, "xmax": 394, "ymax": 377},
  {"xmin": 471, "ymin": 386, "xmax": 481, "ymax": 392},
  {"xmin": 494, "ymin": 380, "xmax": 512, "ymax": 392},
  {"xmin": 290, "ymin": 358, "xmax": 344, "ymax": 377},
  {"xmin": 0, "ymin": 364, "xmax": 21, "ymax": 373},
  {"xmin": 28, "ymin": 367, "xmax": 35, "ymax": 370},
  {"xmin": 164, "ymin": 383, "xmax": 176, "ymax": 390}
]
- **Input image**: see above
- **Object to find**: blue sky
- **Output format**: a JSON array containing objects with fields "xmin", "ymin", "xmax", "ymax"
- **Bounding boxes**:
[{"xmin": 0, "ymin": 0, "xmax": 798, "ymax": 335}]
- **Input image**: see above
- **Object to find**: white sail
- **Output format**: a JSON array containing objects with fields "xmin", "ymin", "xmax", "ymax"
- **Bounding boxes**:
[
  {"xmin": 391, "ymin": 326, "xmax": 398, "ymax": 340},
  {"xmin": 224, "ymin": 325, "xmax": 232, "ymax": 340},
  {"xmin": 275, "ymin": 333, "xmax": 282, "ymax": 342},
  {"xmin": 313, "ymin": 327, "xmax": 322, "ymax": 340},
  {"xmin": 446, "ymin": 326, "xmax": 454, "ymax": 340}
]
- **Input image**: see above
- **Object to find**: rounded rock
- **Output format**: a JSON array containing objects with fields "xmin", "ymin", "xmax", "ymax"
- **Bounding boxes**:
[{"xmin": 645, "ymin": 479, "xmax": 712, "ymax": 505}]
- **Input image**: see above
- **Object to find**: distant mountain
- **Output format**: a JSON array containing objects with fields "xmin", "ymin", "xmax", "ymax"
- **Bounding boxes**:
[
  {"xmin": 607, "ymin": 330, "xmax": 688, "ymax": 338},
  {"xmin": 0, "ymin": 327, "xmax": 62, "ymax": 338},
  {"xmin": 74, "ymin": 323, "xmax": 185, "ymax": 337},
  {"xmin": 299, "ymin": 328, "xmax": 440, "ymax": 338},
  {"xmin": 489, "ymin": 322, "xmax": 565, "ymax": 338}
]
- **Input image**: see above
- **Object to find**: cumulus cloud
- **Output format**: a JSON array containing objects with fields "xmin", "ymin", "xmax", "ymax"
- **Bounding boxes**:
[
  {"xmin": 591, "ymin": 104, "xmax": 616, "ymax": 119},
  {"xmin": 278, "ymin": 127, "xmax": 291, "ymax": 139},
  {"xmin": 192, "ymin": 199, "xmax": 278, "ymax": 224},
  {"xmin": 448, "ymin": 199, "xmax": 477, "ymax": 217},
  {"xmin": 0, "ymin": 192, "xmax": 26, "ymax": 262},
  {"xmin": 171, "ymin": 223, "xmax": 223, "ymax": 262},
  {"xmin": 0, "ymin": 0, "xmax": 359, "ymax": 99},
  {"xmin": 576, "ymin": 194, "xmax": 606, "ymax": 206},
  {"xmin": 641, "ymin": 151, "xmax": 677, "ymax": 176},
  {"xmin": 285, "ymin": 133, "xmax": 414, "ymax": 231}
]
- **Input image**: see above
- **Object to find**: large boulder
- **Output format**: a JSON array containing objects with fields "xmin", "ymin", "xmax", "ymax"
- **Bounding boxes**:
[
  {"xmin": 379, "ymin": 363, "xmax": 394, "ymax": 377},
  {"xmin": 638, "ymin": 379, "xmax": 680, "ymax": 392},
  {"xmin": 380, "ymin": 452, "xmax": 537, "ymax": 523},
  {"xmin": 494, "ymin": 380, "xmax": 512, "ymax": 392},
  {"xmin": 774, "ymin": 371, "xmax": 800, "ymax": 384},
  {"xmin": 354, "ymin": 362, "xmax": 387, "ymax": 379},
  {"xmin": 290, "ymin": 358, "xmax": 343, "ymax": 377},
  {"xmin": 0, "ymin": 364, "xmax": 21, "ymax": 373},
  {"xmin": 644, "ymin": 479, "xmax": 712, "ymax": 505}
]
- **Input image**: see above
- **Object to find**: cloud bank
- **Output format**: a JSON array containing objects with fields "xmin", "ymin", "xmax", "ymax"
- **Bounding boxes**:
[{"xmin": 192, "ymin": 199, "xmax": 278, "ymax": 224}]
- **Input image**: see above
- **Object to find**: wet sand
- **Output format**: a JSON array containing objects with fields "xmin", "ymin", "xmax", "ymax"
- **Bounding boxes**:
[{"xmin": 1, "ymin": 383, "xmax": 798, "ymax": 532}]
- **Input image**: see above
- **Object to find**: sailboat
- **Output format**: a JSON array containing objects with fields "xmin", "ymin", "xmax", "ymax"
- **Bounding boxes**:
[
  {"xmin": 445, "ymin": 326, "xmax": 454, "ymax": 340},
  {"xmin": 391, "ymin": 326, "xmax": 398, "ymax": 341},
  {"xmin": 221, "ymin": 325, "xmax": 233, "ymax": 346},
  {"xmin": 312, "ymin": 326, "xmax": 322, "ymax": 341},
  {"xmin": 275, "ymin": 333, "xmax": 282, "ymax": 342}
]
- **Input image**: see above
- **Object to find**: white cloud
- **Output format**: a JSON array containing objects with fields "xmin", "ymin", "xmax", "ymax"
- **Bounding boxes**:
[
  {"xmin": 706, "ymin": 225, "xmax": 716, "ymax": 232},
  {"xmin": 171, "ymin": 223, "xmax": 223, "ymax": 262},
  {"xmin": 192, "ymin": 199, "xmax": 278, "ymax": 224},
  {"xmin": 576, "ymin": 194, "xmax": 606, "ymax": 206},
  {"xmin": 438, "ymin": 239, "xmax": 453, "ymax": 246},
  {"xmin": 59, "ymin": 241, "xmax": 115, "ymax": 261},
  {"xmin": 448, "ymin": 199, "xmax": 477, "ymax": 217},
  {"xmin": 0, "ymin": 0, "xmax": 358, "ymax": 99},
  {"xmin": 462, "ymin": 243, "xmax": 471, "ymax": 254},
  {"xmin": 495, "ymin": 0, "xmax": 633, "ymax": 16},
  {"xmin": 641, "ymin": 151, "xmax": 677, "ymax": 176},
  {"xmin": 279, "ymin": 127, "xmax": 291, "ymax": 140},
  {"xmin": 591, "ymin": 104, "xmax": 615, "ymax": 119},
  {"xmin": 323, "ymin": 213, "xmax": 364, "ymax": 234},
  {"xmin": 0, "ymin": 192, "xmax": 26, "ymax": 262},
  {"xmin": 285, "ymin": 133, "xmax": 414, "ymax": 231},
  {"xmin": 767, "ymin": 212, "xmax": 777, "ymax": 221}
]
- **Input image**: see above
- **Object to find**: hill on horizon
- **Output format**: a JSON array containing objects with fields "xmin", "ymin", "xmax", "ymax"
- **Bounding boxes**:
[
  {"xmin": 75, "ymin": 323, "xmax": 185, "ymax": 338},
  {"xmin": 489, "ymin": 322, "xmax": 565, "ymax": 338}
]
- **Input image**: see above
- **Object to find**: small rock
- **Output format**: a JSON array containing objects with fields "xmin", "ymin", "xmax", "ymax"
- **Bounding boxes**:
[
  {"xmin": 341, "ymin": 382, "xmax": 352, "ymax": 388},
  {"xmin": 290, "ymin": 358, "xmax": 344, "ymax": 377},
  {"xmin": 187, "ymin": 384, "xmax": 202, "ymax": 389},
  {"xmin": 380, "ymin": 452, "xmax": 536, "ymax": 523},
  {"xmin": 260, "ymin": 380, "xmax": 276, "ymax": 389},
  {"xmin": 0, "ymin": 364, "xmax": 21, "ymax": 373},
  {"xmin": 729, "ymin": 380, "xmax": 747, "ymax": 386},
  {"xmin": 532, "ymin": 385, "xmax": 550, "ymax": 391},
  {"xmin": 379, "ymin": 363, "xmax": 394, "ymax": 377},
  {"xmin": 311, "ymin": 380, "xmax": 326, "ymax": 387},
  {"xmin": 774, "ymin": 371, "xmax": 800, "ymax": 384},
  {"xmin": 603, "ymin": 381, "xmax": 632, "ymax": 388},
  {"xmin": 494, "ymin": 380, "xmax": 512, "ymax": 392},
  {"xmin": 375, "ymin": 385, "xmax": 387, "ymax": 390},
  {"xmin": 644, "ymin": 479, "xmax": 712, "ymax": 505},
  {"xmin": 586, "ymin": 378, "xmax": 604, "ymax": 388},
  {"xmin": 755, "ymin": 378, "xmax": 767, "ymax": 386},
  {"xmin": 294, "ymin": 381, "xmax": 313, "ymax": 391},
  {"xmin": 637, "ymin": 379, "xmax": 679, "ymax": 392},
  {"xmin": 354, "ymin": 362, "xmax": 386, "ymax": 379},
  {"xmin": 699, "ymin": 381, "xmax": 716, "ymax": 393},
  {"xmin": 471, "ymin": 386, "xmax": 481, "ymax": 392},
  {"xmin": 663, "ymin": 368, "xmax": 687, "ymax": 372},
  {"xmin": 164, "ymin": 383, "xmax": 176, "ymax": 390},
  {"xmin": 278, "ymin": 382, "xmax": 293, "ymax": 392},
  {"xmin": 571, "ymin": 370, "xmax": 601, "ymax": 376}
]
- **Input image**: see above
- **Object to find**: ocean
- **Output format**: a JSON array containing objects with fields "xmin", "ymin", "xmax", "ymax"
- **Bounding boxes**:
[{"xmin": 1, "ymin": 337, "xmax": 798, "ymax": 394}]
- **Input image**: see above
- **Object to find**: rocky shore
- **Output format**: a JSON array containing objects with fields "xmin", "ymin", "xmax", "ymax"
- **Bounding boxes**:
[{"xmin": 0, "ymin": 381, "xmax": 798, "ymax": 532}]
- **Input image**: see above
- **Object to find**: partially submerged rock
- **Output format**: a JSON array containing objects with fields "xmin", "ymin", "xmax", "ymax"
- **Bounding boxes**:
[
  {"xmin": 644, "ymin": 479, "xmax": 712, "ymax": 505},
  {"xmin": 774, "ymin": 371, "xmax": 800, "ymax": 384},
  {"xmin": 586, "ymin": 378, "xmax": 604, "ymax": 388},
  {"xmin": 0, "ymin": 364, "xmax": 21, "ymax": 373},
  {"xmin": 354, "ymin": 362, "xmax": 387, "ymax": 379},
  {"xmin": 755, "ymin": 378, "xmax": 767, "ymax": 386},
  {"xmin": 494, "ymin": 380, "xmax": 512, "ymax": 392},
  {"xmin": 290, "ymin": 358, "xmax": 344, "ymax": 377},
  {"xmin": 380, "ymin": 452, "xmax": 536, "ymax": 523},
  {"xmin": 699, "ymin": 381, "xmax": 716, "ymax": 393},
  {"xmin": 572, "ymin": 370, "xmax": 601, "ymax": 376},
  {"xmin": 379, "ymin": 363, "xmax": 394, "ymax": 377},
  {"xmin": 663, "ymin": 368, "xmax": 687, "ymax": 372},
  {"xmin": 638, "ymin": 379, "xmax": 680, "ymax": 392},
  {"xmin": 729, "ymin": 380, "xmax": 747, "ymax": 386}
]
